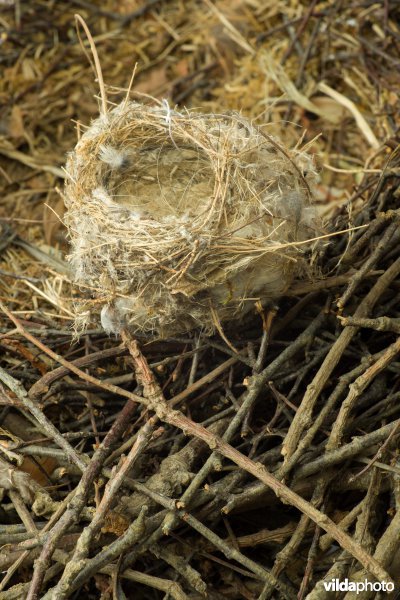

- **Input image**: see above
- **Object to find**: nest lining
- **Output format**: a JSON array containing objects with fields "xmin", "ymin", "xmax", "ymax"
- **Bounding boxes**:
[{"xmin": 64, "ymin": 101, "xmax": 317, "ymax": 336}]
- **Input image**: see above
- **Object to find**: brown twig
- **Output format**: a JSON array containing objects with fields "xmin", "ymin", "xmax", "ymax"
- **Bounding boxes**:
[
  {"xmin": 327, "ymin": 336, "xmax": 400, "ymax": 449},
  {"xmin": 47, "ymin": 416, "xmax": 158, "ymax": 598},
  {"xmin": 283, "ymin": 256, "xmax": 400, "ymax": 462},
  {"xmin": 26, "ymin": 398, "xmax": 139, "ymax": 600}
]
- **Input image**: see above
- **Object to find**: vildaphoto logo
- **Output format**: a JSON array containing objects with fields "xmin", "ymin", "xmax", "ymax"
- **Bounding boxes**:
[{"xmin": 323, "ymin": 578, "xmax": 394, "ymax": 594}]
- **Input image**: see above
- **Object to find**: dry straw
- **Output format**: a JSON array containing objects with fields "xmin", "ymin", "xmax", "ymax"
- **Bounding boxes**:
[{"xmin": 64, "ymin": 98, "xmax": 318, "ymax": 337}]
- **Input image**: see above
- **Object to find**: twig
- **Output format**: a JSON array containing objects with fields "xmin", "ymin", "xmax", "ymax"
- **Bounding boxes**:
[
  {"xmin": 327, "ymin": 337, "xmax": 400, "ymax": 449},
  {"xmin": 0, "ymin": 302, "xmax": 142, "ymax": 405},
  {"xmin": 283, "ymin": 256, "xmax": 400, "ymax": 462},
  {"xmin": 188, "ymin": 333, "xmax": 202, "ymax": 386},
  {"xmin": 260, "ymin": 514, "xmax": 311, "ymax": 600},
  {"xmin": 298, "ymin": 523, "xmax": 321, "ymax": 600},
  {"xmin": 350, "ymin": 420, "xmax": 400, "ymax": 481},
  {"xmin": 127, "ymin": 483, "xmax": 295, "ymax": 598},
  {"xmin": 0, "ymin": 490, "xmax": 40, "ymax": 592},
  {"xmin": 169, "ymin": 356, "xmax": 238, "ymax": 406},
  {"xmin": 29, "ymin": 347, "xmax": 127, "ymax": 399},
  {"xmin": 338, "ymin": 315, "xmax": 400, "ymax": 334},
  {"xmin": 50, "ymin": 416, "xmax": 158, "ymax": 598},
  {"xmin": 294, "ymin": 418, "xmax": 400, "ymax": 480},
  {"xmin": 342, "ymin": 479, "xmax": 400, "ymax": 597},
  {"xmin": 0, "ymin": 368, "xmax": 86, "ymax": 472},
  {"xmin": 26, "ymin": 396, "xmax": 139, "ymax": 600},
  {"xmin": 337, "ymin": 220, "xmax": 399, "ymax": 308},
  {"xmin": 276, "ymin": 350, "xmax": 385, "ymax": 479}
]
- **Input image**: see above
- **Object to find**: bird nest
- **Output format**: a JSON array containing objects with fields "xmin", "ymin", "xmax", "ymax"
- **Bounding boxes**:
[{"xmin": 64, "ymin": 100, "xmax": 318, "ymax": 337}]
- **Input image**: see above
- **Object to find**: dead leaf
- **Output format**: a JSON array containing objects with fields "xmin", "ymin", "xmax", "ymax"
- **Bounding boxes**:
[
  {"xmin": 20, "ymin": 456, "xmax": 56, "ymax": 487},
  {"xmin": 175, "ymin": 58, "xmax": 189, "ymax": 78},
  {"xmin": 26, "ymin": 175, "xmax": 46, "ymax": 189},
  {"xmin": 135, "ymin": 65, "xmax": 169, "ymax": 96},
  {"xmin": 101, "ymin": 511, "xmax": 130, "ymax": 536},
  {"xmin": 22, "ymin": 58, "xmax": 40, "ymax": 80},
  {"xmin": 8, "ymin": 105, "xmax": 25, "ymax": 139}
]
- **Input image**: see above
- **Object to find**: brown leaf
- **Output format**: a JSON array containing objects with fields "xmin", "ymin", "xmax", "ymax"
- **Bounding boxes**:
[
  {"xmin": 20, "ymin": 456, "xmax": 56, "ymax": 487},
  {"xmin": 101, "ymin": 511, "xmax": 130, "ymax": 536},
  {"xmin": 8, "ymin": 105, "xmax": 25, "ymax": 139},
  {"xmin": 135, "ymin": 65, "xmax": 169, "ymax": 96},
  {"xmin": 175, "ymin": 58, "xmax": 189, "ymax": 78}
]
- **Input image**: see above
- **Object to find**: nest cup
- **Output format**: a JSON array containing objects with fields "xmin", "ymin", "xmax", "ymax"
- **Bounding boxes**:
[{"xmin": 64, "ymin": 101, "xmax": 317, "ymax": 336}]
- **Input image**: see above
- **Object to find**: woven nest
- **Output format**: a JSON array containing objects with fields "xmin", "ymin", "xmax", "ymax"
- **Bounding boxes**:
[{"xmin": 64, "ymin": 101, "xmax": 318, "ymax": 337}]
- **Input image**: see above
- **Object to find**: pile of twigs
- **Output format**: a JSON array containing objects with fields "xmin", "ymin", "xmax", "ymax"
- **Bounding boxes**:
[
  {"xmin": 1, "ymin": 1, "xmax": 400, "ymax": 599},
  {"xmin": 1, "ymin": 165, "xmax": 400, "ymax": 598}
]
